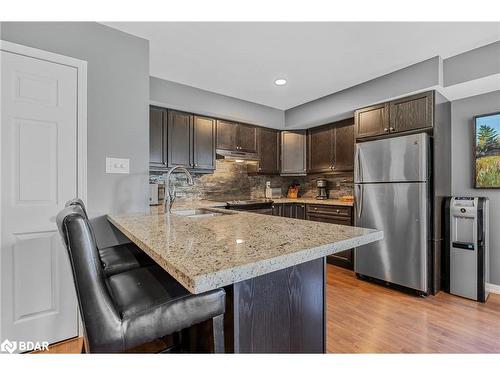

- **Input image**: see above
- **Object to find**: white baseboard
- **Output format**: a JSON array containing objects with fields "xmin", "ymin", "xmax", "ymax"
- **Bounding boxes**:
[{"xmin": 486, "ymin": 283, "xmax": 500, "ymax": 295}]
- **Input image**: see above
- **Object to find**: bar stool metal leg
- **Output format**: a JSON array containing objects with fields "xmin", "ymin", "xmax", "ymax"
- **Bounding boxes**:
[{"xmin": 212, "ymin": 314, "xmax": 225, "ymax": 353}]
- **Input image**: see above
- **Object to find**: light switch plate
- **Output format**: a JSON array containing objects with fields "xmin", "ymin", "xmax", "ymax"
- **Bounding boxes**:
[{"xmin": 106, "ymin": 157, "xmax": 130, "ymax": 174}]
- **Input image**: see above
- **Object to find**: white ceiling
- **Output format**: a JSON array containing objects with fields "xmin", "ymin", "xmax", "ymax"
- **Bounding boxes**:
[{"xmin": 103, "ymin": 22, "xmax": 500, "ymax": 110}]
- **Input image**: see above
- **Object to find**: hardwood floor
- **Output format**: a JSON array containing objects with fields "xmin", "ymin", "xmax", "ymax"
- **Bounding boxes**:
[
  {"xmin": 31, "ymin": 337, "xmax": 84, "ymax": 354},
  {"xmin": 32, "ymin": 264, "xmax": 500, "ymax": 354},
  {"xmin": 327, "ymin": 265, "xmax": 500, "ymax": 353}
]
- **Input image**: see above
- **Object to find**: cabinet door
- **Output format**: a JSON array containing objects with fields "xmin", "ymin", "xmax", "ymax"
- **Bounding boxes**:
[
  {"xmin": 216, "ymin": 120, "xmax": 238, "ymax": 151},
  {"xmin": 354, "ymin": 103, "xmax": 389, "ymax": 139},
  {"xmin": 168, "ymin": 110, "xmax": 192, "ymax": 168},
  {"xmin": 295, "ymin": 204, "xmax": 306, "ymax": 220},
  {"xmin": 272, "ymin": 203, "xmax": 282, "ymax": 216},
  {"xmin": 282, "ymin": 204, "xmax": 306, "ymax": 219},
  {"xmin": 150, "ymin": 107, "xmax": 167, "ymax": 168},
  {"xmin": 238, "ymin": 124, "xmax": 258, "ymax": 153},
  {"xmin": 281, "ymin": 131, "xmax": 307, "ymax": 176},
  {"xmin": 281, "ymin": 204, "xmax": 293, "ymax": 218},
  {"xmin": 258, "ymin": 128, "xmax": 280, "ymax": 174},
  {"xmin": 333, "ymin": 118, "xmax": 354, "ymax": 172},
  {"xmin": 306, "ymin": 212, "xmax": 353, "ymax": 269},
  {"xmin": 308, "ymin": 124, "xmax": 334, "ymax": 174},
  {"xmin": 193, "ymin": 115, "xmax": 216, "ymax": 170},
  {"xmin": 389, "ymin": 91, "xmax": 433, "ymax": 133}
]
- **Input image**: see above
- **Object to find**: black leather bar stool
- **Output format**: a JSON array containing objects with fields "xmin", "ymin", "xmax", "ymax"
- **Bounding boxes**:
[
  {"xmin": 65, "ymin": 198, "xmax": 154, "ymax": 276},
  {"xmin": 57, "ymin": 205, "xmax": 226, "ymax": 353}
]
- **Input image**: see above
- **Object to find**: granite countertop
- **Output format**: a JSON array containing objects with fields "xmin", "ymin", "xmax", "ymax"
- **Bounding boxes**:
[
  {"xmin": 271, "ymin": 197, "xmax": 354, "ymax": 207},
  {"xmin": 108, "ymin": 205, "xmax": 382, "ymax": 294}
]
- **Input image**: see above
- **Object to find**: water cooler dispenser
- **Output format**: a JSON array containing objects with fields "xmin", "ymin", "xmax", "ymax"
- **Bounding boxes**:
[{"xmin": 444, "ymin": 197, "xmax": 489, "ymax": 302}]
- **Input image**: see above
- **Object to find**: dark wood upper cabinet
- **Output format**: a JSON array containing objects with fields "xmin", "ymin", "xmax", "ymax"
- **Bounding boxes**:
[
  {"xmin": 389, "ymin": 91, "xmax": 434, "ymax": 133},
  {"xmin": 193, "ymin": 115, "xmax": 216, "ymax": 170},
  {"xmin": 252, "ymin": 127, "xmax": 280, "ymax": 174},
  {"xmin": 354, "ymin": 103, "xmax": 389, "ymax": 139},
  {"xmin": 307, "ymin": 118, "xmax": 354, "ymax": 174},
  {"xmin": 167, "ymin": 110, "xmax": 193, "ymax": 168},
  {"xmin": 355, "ymin": 91, "xmax": 434, "ymax": 140},
  {"xmin": 281, "ymin": 131, "xmax": 307, "ymax": 176},
  {"xmin": 150, "ymin": 106, "xmax": 216, "ymax": 172},
  {"xmin": 333, "ymin": 118, "xmax": 355, "ymax": 172},
  {"xmin": 238, "ymin": 124, "xmax": 258, "ymax": 153},
  {"xmin": 216, "ymin": 120, "xmax": 258, "ymax": 153},
  {"xmin": 216, "ymin": 120, "xmax": 238, "ymax": 151},
  {"xmin": 149, "ymin": 107, "xmax": 167, "ymax": 169},
  {"xmin": 308, "ymin": 124, "xmax": 334, "ymax": 174}
]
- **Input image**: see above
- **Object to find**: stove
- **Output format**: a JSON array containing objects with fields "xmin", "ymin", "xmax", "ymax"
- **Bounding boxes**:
[{"xmin": 225, "ymin": 199, "xmax": 274, "ymax": 211}]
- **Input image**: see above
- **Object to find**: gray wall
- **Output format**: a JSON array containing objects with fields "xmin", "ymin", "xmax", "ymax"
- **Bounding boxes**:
[
  {"xmin": 444, "ymin": 41, "xmax": 500, "ymax": 87},
  {"xmin": 1, "ymin": 22, "xmax": 150, "ymax": 246},
  {"xmin": 451, "ymin": 90, "xmax": 500, "ymax": 285},
  {"xmin": 150, "ymin": 77, "xmax": 285, "ymax": 128},
  {"xmin": 285, "ymin": 57, "xmax": 440, "ymax": 129}
]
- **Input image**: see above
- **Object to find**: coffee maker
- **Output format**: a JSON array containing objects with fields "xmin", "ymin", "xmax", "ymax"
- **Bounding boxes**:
[{"xmin": 316, "ymin": 179, "xmax": 328, "ymax": 200}]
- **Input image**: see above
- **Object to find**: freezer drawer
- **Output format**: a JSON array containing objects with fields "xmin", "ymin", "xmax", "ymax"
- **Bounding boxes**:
[
  {"xmin": 354, "ymin": 182, "xmax": 429, "ymax": 292},
  {"xmin": 354, "ymin": 133, "xmax": 429, "ymax": 183}
]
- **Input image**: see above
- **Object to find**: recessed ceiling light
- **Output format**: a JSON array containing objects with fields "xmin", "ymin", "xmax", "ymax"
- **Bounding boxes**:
[{"xmin": 274, "ymin": 78, "xmax": 287, "ymax": 86}]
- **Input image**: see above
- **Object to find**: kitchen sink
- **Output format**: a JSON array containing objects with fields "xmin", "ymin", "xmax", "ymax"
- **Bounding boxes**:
[{"xmin": 170, "ymin": 208, "xmax": 230, "ymax": 218}]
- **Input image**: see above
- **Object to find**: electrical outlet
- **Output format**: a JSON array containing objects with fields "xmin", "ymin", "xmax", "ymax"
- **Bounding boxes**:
[{"xmin": 106, "ymin": 157, "xmax": 130, "ymax": 174}]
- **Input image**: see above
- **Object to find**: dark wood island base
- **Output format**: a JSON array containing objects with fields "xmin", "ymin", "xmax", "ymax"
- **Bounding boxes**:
[{"xmin": 184, "ymin": 258, "xmax": 325, "ymax": 353}]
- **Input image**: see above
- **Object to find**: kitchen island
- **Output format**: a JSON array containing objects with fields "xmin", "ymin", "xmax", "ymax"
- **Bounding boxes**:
[{"xmin": 108, "ymin": 206, "xmax": 382, "ymax": 353}]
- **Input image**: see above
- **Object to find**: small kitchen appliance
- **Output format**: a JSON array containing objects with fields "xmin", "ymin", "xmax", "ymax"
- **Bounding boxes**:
[
  {"xmin": 444, "ymin": 196, "xmax": 489, "ymax": 302},
  {"xmin": 149, "ymin": 183, "xmax": 159, "ymax": 205},
  {"xmin": 316, "ymin": 179, "xmax": 328, "ymax": 200},
  {"xmin": 265, "ymin": 181, "xmax": 282, "ymax": 199}
]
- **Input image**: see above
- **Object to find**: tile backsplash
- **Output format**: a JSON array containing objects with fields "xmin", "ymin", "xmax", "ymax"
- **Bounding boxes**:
[{"xmin": 151, "ymin": 160, "xmax": 353, "ymax": 202}]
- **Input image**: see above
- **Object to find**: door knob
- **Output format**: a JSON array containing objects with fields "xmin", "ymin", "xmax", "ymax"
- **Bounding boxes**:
[
  {"xmin": 389, "ymin": 127, "xmax": 394, "ymax": 131},
  {"xmin": 384, "ymin": 128, "xmax": 389, "ymax": 132}
]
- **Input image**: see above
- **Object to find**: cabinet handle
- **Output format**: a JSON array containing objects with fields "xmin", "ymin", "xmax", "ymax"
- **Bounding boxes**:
[
  {"xmin": 389, "ymin": 127, "xmax": 394, "ymax": 131},
  {"xmin": 384, "ymin": 128, "xmax": 389, "ymax": 132},
  {"xmin": 258, "ymin": 167, "xmax": 262, "ymax": 172},
  {"xmin": 313, "ymin": 207, "xmax": 318, "ymax": 210},
  {"xmin": 336, "ymin": 209, "xmax": 340, "ymax": 213}
]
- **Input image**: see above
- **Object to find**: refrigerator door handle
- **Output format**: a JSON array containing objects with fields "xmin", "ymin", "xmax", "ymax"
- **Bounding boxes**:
[
  {"xmin": 354, "ymin": 145, "xmax": 363, "ymax": 183},
  {"xmin": 356, "ymin": 184, "xmax": 363, "ymax": 221}
]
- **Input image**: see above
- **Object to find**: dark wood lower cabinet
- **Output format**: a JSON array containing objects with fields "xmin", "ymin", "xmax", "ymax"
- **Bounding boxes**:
[
  {"xmin": 306, "ymin": 205, "xmax": 354, "ymax": 270},
  {"xmin": 271, "ymin": 203, "xmax": 282, "ymax": 216},
  {"xmin": 281, "ymin": 203, "xmax": 306, "ymax": 220},
  {"xmin": 265, "ymin": 202, "xmax": 354, "ymax": 270}
]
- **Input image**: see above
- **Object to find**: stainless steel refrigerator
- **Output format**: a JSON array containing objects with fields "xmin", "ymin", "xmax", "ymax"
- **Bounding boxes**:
[{"xmin": 354, "ymin": 133, "xmax": 430, "ymax": 294}]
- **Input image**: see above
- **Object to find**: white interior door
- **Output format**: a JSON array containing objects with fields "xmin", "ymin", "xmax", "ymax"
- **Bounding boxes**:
[{"xmin": 1, "ymin": 50, "xmax": 79, "ymax": 349}]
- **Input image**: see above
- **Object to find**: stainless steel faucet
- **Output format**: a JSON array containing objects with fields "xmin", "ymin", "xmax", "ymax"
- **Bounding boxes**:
[{"xmin": 163, "ymin": 166, "xmax": 194, "ymax": 213}]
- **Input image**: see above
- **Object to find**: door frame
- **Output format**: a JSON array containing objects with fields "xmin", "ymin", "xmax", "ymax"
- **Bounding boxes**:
[{"xmin": 0, "ymin": 40, "xmax": 88, "ymax": 341}]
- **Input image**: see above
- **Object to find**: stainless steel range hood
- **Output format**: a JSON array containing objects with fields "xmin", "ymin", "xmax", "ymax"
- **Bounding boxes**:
[{"xmin": 216, "ymin": 149, "xmax": 260, "ymax": 161}]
